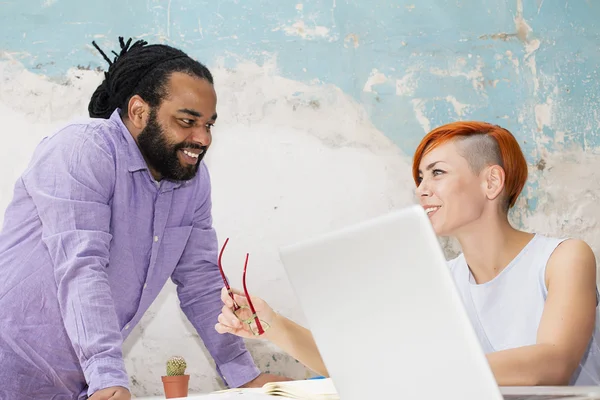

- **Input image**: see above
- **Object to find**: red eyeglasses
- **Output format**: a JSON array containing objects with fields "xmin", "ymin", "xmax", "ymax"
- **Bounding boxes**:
[{"xmin": 218, "ymin": 237, "xmax": 269, "ymax": 336}]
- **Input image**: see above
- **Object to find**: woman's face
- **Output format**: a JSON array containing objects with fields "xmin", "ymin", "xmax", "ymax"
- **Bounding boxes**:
[{"xmin": 416, "ymin": 139, "xmax": 490, "ymax": 236}]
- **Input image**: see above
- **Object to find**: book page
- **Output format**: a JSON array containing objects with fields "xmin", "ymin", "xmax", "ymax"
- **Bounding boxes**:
[
  {"xmin": 263, "ymin": 378, "xmax": 339, "ymax": 399},
  {"xmin": 213, "ymin": 378, "xmax": 339, "ymax": 399}
]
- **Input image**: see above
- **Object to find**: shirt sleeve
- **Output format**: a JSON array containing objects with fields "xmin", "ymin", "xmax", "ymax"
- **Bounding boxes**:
[
  {"xmin": 171, "ymin": 162, "xmax": 260, "ymax": 388},
  {"xmin": 21, "ymin": 125, "xmax": 130, "ymax": 396}
]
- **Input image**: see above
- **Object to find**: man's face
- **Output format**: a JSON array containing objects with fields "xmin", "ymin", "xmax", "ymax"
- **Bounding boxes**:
[{"xmin": 137, "ymin": 72, "xmax": 217, "ymax": 181}]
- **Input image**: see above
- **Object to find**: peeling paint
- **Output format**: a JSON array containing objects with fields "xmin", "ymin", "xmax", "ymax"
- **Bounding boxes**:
[
  {"xmin": 525, "ymin": 55, "xmax": 539, "ymax": 95},
  {"xmin": 197, "ymin": 18, "xmax": 204, "ymax": 39},
  {"xmin": 514, "ymin": 150, "xmax": 600, "ymax": 258},
  {"xmin": 344, "ymin": 33, "xmax": 359, "ymax": 49},
  {"xmin": 515, "ymin": 0, "xmax": 532, "ymax": 43},
  {"xmin": 429, "ymin": 58, "xmax": 485, "ymax": 92},
  {"xmin": 395, "ymin": 72, "xmax": 416, "ymax": 96},
  {"xmin": 534, "ymin": 97, "xmax": 553, "ymax": 132},
  {"xmin": 274, "ymin": 21, "xmax": 330, "ymax": 40},
  {"xmin": 445, "ymin": 95, "xmax": 468, "ymax": 117},
  {"xmin": 362, "ymin": 68, "xmax": 387, "ymax": 93},
  {"xmin": 166, "ymin": 0, "xmax": 172, "ymax": 38},
  {"xmin": 505, "ymin": 50, "xmax": 520, "ymax": 69},
  {"xmin": 479, "ymin": 32, "xmax": 517, "ymax": 41},
  {"xmin": 411, "ymin": 99, "xmax": 431, "ymax": 133},
  {"xmin": 524, "ymin": 38, "xmax": 541, "ymax": 58},
  {"xmin": 514, "ymin": 0, "xmax": 542, "ymax": 97}
]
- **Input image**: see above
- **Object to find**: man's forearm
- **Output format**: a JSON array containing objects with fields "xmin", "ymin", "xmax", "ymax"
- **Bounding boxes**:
[
  {"xmin": 177, "ymin": 278, "xmax": 261, "ymax": 388},
  {"xmin": 51, "ymin": 233, "xmax": 129, "ymax": 394},
  {"xmin": 55, "ymin": 256, "xmax": 130, "ymax": 395}
]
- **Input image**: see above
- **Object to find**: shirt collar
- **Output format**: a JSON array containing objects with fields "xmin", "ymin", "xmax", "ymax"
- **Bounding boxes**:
[{"xmin": 110, "ymin": 108, "xmax": 148, "ymax": 173}]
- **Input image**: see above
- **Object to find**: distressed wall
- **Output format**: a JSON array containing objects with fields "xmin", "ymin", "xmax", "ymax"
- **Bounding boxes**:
[{"xmin": 1, "ymin": 0, "xmax": 600, "ymax": 397}]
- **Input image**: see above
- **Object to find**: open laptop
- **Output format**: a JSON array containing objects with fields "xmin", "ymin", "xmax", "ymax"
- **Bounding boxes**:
[{"xmin": 278, "ymin": 204, "xmax": 600, "ymax": 400}]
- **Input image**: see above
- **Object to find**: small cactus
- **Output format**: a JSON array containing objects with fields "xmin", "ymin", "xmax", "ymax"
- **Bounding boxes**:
[{"xmin": 166, "ymin": 356, "xmax": 187, "ymax": 376}]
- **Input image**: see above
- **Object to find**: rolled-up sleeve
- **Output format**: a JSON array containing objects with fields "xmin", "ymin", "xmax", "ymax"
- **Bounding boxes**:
[
  {"xmin": 171, "ymin": 163, "xmax": 260, "ymax": 388},
  {"xmin": 22, "ymin": 126, "xmax": 129, "ymax": 395}
]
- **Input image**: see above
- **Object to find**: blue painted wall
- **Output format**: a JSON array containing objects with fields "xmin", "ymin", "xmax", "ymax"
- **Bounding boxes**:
[{"xmin": 2, "ymin": 0, "xmax": 599, "ymax": 213}]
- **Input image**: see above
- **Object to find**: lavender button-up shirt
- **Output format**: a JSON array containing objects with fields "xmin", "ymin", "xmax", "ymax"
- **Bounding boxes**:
[{"xmin": 0, "ymin": 109, "xmax": 259, "ymax": 399}]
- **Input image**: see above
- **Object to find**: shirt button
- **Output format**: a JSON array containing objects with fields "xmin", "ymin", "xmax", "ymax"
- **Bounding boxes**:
[
  {"xmin": 153, "ymin": 236, "xmax": 159, "ymax": 242},
  {"xmin": 125, "ymin": 324, "xmax": 130, "ymax": 330},
  {"xmin": 144, "ymin": 283, "xmax": 147, "ymax": 289}
]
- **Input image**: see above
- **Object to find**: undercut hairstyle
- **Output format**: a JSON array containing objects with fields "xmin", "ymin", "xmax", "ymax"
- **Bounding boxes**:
[
  {"xmin": 412, "ymin": 121, "xmax": 528, "ymax": 209},
  {"xmin": 455, "ymin": 134, "xmax": 503, "ymax": 174},
  {"xmin": 88, "ymin": 36, "xmax": 214, "ymax": 119}
]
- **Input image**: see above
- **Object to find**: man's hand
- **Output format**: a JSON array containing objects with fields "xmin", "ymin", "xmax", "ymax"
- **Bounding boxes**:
[
  {"xmin": 240, "ymin": 373, "xmax": 292, "ymax": 388},
  {"xmin": 88, "ymin": 386, "xmax": 130, "ymax": 400}
]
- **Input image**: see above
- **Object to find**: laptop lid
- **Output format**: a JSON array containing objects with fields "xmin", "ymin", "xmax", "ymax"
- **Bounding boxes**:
[{"xmin": 278, "ymin": 204, "xmax": 502, "ymax": 400}]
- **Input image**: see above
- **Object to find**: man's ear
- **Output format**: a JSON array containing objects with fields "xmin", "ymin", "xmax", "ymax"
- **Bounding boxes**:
[
  {"xmin": 483, "ymin": 165, "xmax": 506, "ymax": 202},
  {"xmin": 127, "ymin": 95, "xmax": 149, "ymax": 130}
]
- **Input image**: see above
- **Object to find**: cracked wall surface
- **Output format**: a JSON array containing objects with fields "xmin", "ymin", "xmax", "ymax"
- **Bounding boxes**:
[{"xmin": 1, "ymin": 0, "xmax": 599, "ymax": 396}]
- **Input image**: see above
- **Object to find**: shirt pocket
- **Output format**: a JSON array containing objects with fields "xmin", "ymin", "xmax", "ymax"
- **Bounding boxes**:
[{"xmin": 153, "ymin": 225, "xmax": 193, "ymax": 283}]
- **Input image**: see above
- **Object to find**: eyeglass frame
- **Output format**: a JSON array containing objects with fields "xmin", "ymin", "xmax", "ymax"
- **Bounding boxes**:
[{"xmin": 217, "ymin": 237, "xmax": 269, "ymax": 336}]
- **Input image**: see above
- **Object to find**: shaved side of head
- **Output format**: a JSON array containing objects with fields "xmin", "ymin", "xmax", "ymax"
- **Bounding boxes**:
[{"xmin": 455, "ymin": 134, "xmax": 504, "ymax": 175}]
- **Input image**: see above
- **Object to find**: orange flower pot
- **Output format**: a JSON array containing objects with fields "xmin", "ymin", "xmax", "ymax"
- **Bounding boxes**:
[{"xmin": 161, "ymin": 375, "xmax": 190, "ymax": 398}]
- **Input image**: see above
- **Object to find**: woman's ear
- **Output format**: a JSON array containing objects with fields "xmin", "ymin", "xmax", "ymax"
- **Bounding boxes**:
[{"xmin": 483, "ymin": 165, "xmax": 506, "ymax": 201}]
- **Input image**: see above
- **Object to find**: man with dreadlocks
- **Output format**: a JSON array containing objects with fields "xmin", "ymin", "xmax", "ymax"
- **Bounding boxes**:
[{"xmin": 0, "ymin": 37, "xmax": 287, "ymax": 399}]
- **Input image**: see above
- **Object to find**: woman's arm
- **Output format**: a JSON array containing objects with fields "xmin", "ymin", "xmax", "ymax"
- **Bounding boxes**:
[
  {"xmin": 487, "ymin": 239, "xmax": 597, "ymax": 385},
  {"xmin": 215, "ymin": 287, "xmax": 329, "ymax": 377},
  {"xmin": 266, "ymin": 313, "xmax": 329, "ymax": 377}
]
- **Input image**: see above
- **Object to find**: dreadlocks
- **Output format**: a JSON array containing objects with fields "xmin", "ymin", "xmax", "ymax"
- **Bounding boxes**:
[{"xmin": 88, "ymin": 37, "xmax": 213, "ymax": 119}]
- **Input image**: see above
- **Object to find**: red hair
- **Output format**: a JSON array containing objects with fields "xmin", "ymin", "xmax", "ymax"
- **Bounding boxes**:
[{"xmin": 412, "ymin": 121, "xmax": 528, "ymax": 208}]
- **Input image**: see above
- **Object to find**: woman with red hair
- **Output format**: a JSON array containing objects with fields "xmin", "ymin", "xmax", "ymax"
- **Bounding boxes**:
[
  {"xmin": 215, "ymin": 121, "xmax": 600, "ymax": 386},
  {"xmin": 413, "ymin": 121, "xmax": 600, "ymax": 386}
]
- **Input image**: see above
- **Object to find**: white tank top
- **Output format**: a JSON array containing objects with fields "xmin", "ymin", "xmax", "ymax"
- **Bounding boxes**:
[{"xmin": 448, "ymin": 234, "xmax": 600, "ymax": 385}]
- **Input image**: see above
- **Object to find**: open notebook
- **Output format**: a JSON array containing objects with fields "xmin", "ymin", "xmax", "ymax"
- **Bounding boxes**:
[{"xmin": 215, "ymin": 378, "xmax": 339, "ymax": 399}]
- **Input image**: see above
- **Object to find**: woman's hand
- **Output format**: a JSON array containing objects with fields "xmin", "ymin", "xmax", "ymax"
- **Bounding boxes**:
[{"xmin": 215, "ymin": 287, "xmax": 277, "ymax": 339}]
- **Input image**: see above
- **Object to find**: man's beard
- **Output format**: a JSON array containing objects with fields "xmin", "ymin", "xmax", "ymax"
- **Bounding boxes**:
[{"xmin": 137, "ymin": 109, "xmax": 207, "ymax": 181}]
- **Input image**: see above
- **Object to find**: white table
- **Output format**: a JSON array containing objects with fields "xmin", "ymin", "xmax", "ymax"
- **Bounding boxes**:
[
  {"xmin": 135, "ymin": 393, "xmax": 275, "ymax": 400},
  {"xmin": 135, "ymin": 384, "xmax": 600, "ymax": 399}
]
